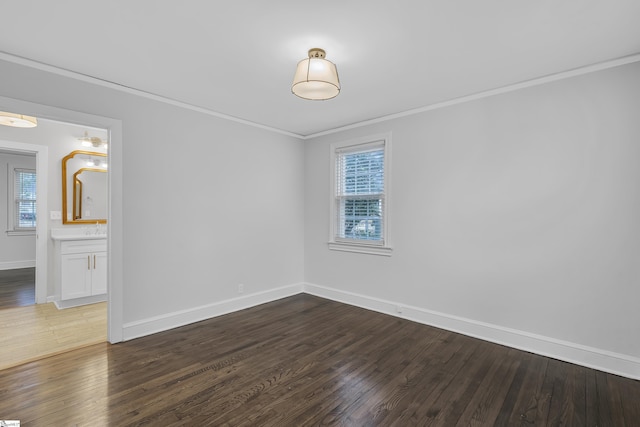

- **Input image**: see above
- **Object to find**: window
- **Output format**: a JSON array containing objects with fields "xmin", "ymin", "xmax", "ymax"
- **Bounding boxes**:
[
  {"xmin": 9, "ymin": 168, "xmax": 36, "ymax": 233},
  {"xmin": 329, "ymin": 133, "xmax": 392, "ymax": 256}
]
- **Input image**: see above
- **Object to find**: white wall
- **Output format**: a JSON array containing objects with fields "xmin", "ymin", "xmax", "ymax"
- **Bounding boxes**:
[
  {"xmin": 304, "ymin": 61, "xmax": 640, "ymax": 374},
  {"xmin": 0, "ymin": 58, "xmax": 305, "ymax": 331},
  {"xmin": 0, "ymin": 151, "xmax": 36, "ymax": 269},
  {"xmin": 2, "ymin": 53, "xmax": 638, "ymax": 377}
]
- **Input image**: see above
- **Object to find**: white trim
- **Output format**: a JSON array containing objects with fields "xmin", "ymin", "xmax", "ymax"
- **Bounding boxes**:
[
  {"xmin": 0, "ymin": 51, "xmax": 301, "ymax": 139},
  {"xmin": 7, "ymin": 164, "xmax": 36, "ymax": 233},
  {"xmin": 122, "ymin": 283, "xmax": 303, "ymax": 341},
  {"xmin": 54, "ymin": 294, "xmax": 107, "ymax": 309},
  {"xmin": 89, "ymin": 275, "xmax": 640, "ymax": 379},
  {"xmin": 329, "ymin": 133, "xmax": 392, "ymax": 256},
  {"xmin": 0, "ymin": 260, "xmax": 35, "ymax": 270},
  {"xmin": 2, "ymin": 50, "xmax": 639, "ymax": 140},
  {"xmin": 302, "ymin": 283, "xmax": 640, "ymax": 380},
  {"xmin": 305, "ymin": 53, "xmax": 640, "ymax": 139},
  {"xmin": 106, "ymin": 120, "xmax": 124, "ymax": 344},
  {"xmin": 328, "ymin": 242, "xmax": 392, "ymax": 256},
  {"xmin": 6, "ymin": 230, "xmax": 35, "ymax": 236}
]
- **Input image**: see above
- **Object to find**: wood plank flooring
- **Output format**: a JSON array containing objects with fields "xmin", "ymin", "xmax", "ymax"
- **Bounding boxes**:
[
  {"xmin": 0, "ymin": 267, "xmax": 107, "ymax": 370},
  {"xmin": 0, "ymin": 302, "xmax": 107, "ymax": 371},
  {"xmin": 0, "ymin": 267, "xmax": 35, "ymax": 308},
  {"xmin": 0, "ymin": 294, "xmax": 638, "ymax": 426}
]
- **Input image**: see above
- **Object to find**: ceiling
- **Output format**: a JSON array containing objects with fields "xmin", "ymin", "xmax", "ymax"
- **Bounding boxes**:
[{"xmin": 1, "ymin": 1, "xmax": 639, "ymax": 138}]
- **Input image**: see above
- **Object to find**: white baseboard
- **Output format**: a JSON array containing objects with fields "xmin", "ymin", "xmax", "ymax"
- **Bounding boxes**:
[
  {"xmin": 117, "ymin": 281, "xmax": 639, "ymax": 380},
  {"xmin": 122, "ymin": 283, "xmax": 304, "ymax": 341},
  {"xmin": 303, "ymin": 283, "xmax": 640, "ymax": 380},
  {"xmin": 54, "ymin": 294, "xmax": 107, "ymax": 309},
  {"xmin": 0, "ymin": 260, "xmax": 35, "ymax": 270}
]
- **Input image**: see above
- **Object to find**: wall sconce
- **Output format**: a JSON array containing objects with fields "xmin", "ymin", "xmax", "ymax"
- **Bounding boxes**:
[
  {"xmin": 85, "ymin": 157, "xmax": 108, "ymax": 168},
  {"xmin": 292, "ymin": 48, "xmax": 340, "ymax": 100},
  {"xmin": 78, "ymin": 131, "xmax": 108, "ymax": 149},
  {"xmin": 0, "ymin": 111, "xmax": 38, "ymax": 128}
]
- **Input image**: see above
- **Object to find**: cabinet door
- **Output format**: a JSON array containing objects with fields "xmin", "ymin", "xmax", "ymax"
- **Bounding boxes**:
[
  {"xmin": 91, "ymin": 251, "xmax": 108, "ymax": 295},
  {"xmin": 61, "ymin": 253, "xmax": 92, "ymax": 299}
]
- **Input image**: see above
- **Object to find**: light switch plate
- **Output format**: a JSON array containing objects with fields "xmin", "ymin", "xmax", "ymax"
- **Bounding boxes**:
[{"xmin": 50, "ymin": 211, "xmax": 62, "ymax": 220}]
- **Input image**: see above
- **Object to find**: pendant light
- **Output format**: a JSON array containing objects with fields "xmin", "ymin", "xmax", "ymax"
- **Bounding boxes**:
[
  {"xmin": 292, "ymin": 48, "xmax": 340, "ymax": 100},
  {"xmin": 0, "ymin": 111, "xmax": 38, "ymax": 128}
]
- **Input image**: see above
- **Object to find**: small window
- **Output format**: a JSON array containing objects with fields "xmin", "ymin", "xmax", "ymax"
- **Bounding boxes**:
[
  {"xmin": 329, "ymin": 133, "xmax": 392, "ymax": 256},
  {"xmin": 10, "ymin": 168, "xmax": 37, "ymax": 232}
]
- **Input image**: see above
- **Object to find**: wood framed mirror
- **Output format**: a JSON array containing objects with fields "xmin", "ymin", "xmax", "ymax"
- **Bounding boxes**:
[{"xmin": 62, "ymin": 150, "xmax": 107, "ymax": 224}]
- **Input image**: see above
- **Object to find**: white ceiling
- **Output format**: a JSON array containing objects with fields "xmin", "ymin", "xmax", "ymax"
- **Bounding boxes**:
[{"xmin": 1, "ymin": 1, "xmax": 639, "ymax": 138}]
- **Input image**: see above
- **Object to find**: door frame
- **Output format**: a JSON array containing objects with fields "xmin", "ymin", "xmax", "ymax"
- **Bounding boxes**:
[
  {"xmin": 0, "ymin": 140, "xmax": 48, "ymax": 303},
  {"xmin": 0, "ymin": 95, "xmax": 124, "ymax": 343}
]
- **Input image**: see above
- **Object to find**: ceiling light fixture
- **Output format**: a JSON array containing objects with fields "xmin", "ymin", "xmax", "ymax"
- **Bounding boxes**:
[
  {"xmin": 78, "ymin": 131, "xmax": 108, "ymax": 149},
  {"xmin": 0, "ymin": 111, "xmax": 38, "ymax": 128},
  {"xmin": 292, "ymin": 48, "xmax": 340, "ymax": 100}
]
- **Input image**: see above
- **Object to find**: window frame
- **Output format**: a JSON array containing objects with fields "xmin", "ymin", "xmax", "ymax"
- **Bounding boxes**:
[
  {"xmin": 329, "ymin": 133, "xmax": 392, "ymax": 256},
  {"xmin": 7, "ymin": 165, "xmax": 37, "ymax": 236}
]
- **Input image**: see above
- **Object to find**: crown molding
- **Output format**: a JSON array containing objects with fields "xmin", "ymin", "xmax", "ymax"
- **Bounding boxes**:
[
  {"xmin": 2, "ymin": 50, "xmax": 639, "ymax": 141},
  {"xmin": 303, "ymin": 53, "xmax": 640, "ymax": 139},
  {"xmin": 0, "ymin": 50, "xmax": 303, "ymax": 139}
]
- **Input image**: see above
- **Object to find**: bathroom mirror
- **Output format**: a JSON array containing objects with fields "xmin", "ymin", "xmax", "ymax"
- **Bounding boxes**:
[{"xmin": 62, "ymin": 150, "xmax": 107, "ymax": 224}]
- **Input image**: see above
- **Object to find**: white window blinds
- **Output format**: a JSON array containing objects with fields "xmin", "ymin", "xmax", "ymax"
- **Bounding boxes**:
[
  {"xmin": 14, "ymin": 168, "xmax": 37, "ymax": 230},
  {"xmin": 335, "ymin": 141, "xmax": 385, "ymax": 244}
]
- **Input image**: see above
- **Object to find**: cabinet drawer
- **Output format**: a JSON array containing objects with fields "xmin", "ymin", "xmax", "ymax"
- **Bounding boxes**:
[{"xmin": 61, "ymin": 239, "xmax": 106, "ymax": 255}]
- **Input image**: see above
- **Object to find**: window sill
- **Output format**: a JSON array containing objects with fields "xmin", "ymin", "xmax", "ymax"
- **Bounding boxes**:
[
  {"xmin": 6, "ymin": 230, "xmax": 36, "ymax": 236},
  {"xmin": 328, "ymin": 241, "xmax": 393, "ymax": 256}
]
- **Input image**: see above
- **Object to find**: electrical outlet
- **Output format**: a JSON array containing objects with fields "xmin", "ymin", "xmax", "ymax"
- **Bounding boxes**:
[
  {"xmin": 238, "ymin": 284, "xmax": 244, "ymax": 294},
  {"xmin": 50, "ymin": 211, "xmax": 62, "ymax": 220}
]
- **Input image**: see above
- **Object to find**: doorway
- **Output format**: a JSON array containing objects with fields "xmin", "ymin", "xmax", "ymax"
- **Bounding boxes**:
[
  {"xmin": 0, "ymin": 147, "xmax": 36, "ymax": 308},
  {"xmin": 0, "ymin": 96, "xmax": 123, "ymax": 346},
  {"xmin": 0, "ymin": 118, "xmax": 110, "ymax": 369},
  {"xmin": 0, "ymin": 141, "xmax": 47, "ymax": 307}
]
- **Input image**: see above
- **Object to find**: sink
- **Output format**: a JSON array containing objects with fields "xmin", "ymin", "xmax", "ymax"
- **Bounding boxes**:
[{"xmin": 51, "ymin": 227, "xmax": 107, "ymax": 241}]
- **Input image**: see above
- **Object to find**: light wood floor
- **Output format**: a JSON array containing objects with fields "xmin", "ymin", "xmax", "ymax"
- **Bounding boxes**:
[
  {"xmin": 1, "ymin": 294, "xmax": 638, "ymax": 426},
  {"xmin": 0, "ymin": 301, "xmax": 107, "ymax": 371}
]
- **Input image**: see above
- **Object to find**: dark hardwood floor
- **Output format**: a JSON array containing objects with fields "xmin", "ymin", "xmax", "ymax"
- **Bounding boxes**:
[
  {"xmin": 1, "ymin": 294, "xmax": 638, "ymax": 426},
  {"xmin": 0, "ymin": 267, "xmax": 35, "ymax": 308}
]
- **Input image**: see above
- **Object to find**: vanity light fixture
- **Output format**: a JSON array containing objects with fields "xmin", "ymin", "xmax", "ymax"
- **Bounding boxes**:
[
  {"xmin": 85, "ymin": 157, "xmax": 108, "ymax": 169},
  {"xmin": 0, "ymin": 111, "xmax": 38, "ymax": 128},
  {"xmin": 78, "ymin": 131, "xmax": 108, "ymax": 149},
  {"xmin": 292, "ymin": 48, "xmax": 340, "ymax": 100}
]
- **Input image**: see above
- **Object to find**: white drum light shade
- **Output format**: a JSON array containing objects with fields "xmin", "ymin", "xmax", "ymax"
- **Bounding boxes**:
[
  {"xmin": 292, "ymin": 48, "xmax": 340, "ymax": 100},
  {"xmin": 0, "ymin": 111, "xmax": 38, "ymax": 128}
]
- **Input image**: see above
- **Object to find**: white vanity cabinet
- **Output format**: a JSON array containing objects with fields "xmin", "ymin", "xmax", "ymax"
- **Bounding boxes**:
[
  {"xmin": 60, "ymin": 241, "xmax": 107, "ymax": 299},
  {"xmin": 51, "ymin": 230, "xmax": 107, "ymax": 308}
]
